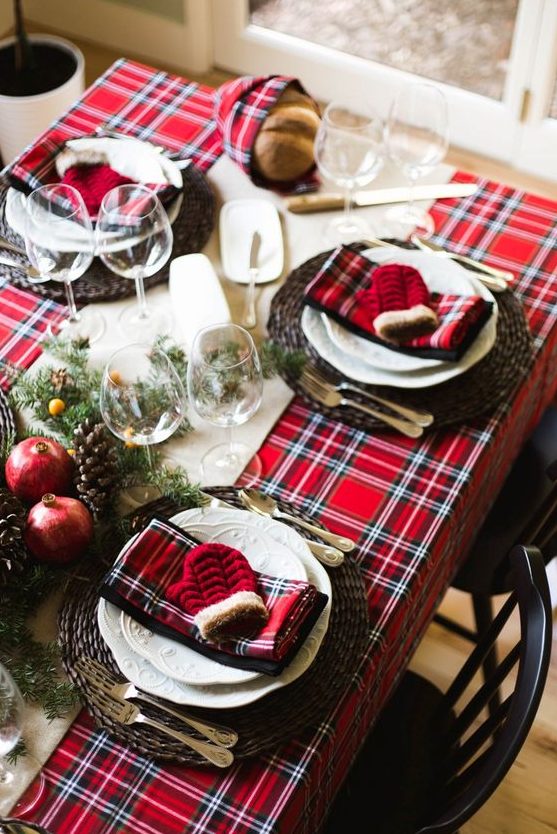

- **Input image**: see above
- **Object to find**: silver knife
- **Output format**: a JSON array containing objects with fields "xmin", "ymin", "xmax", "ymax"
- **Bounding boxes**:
[
  {"xmin": 285, "ymin": 182, "xmax": 478, "ymax": 214},
  {"xmin": 242, "ymin": 231, "xmax": 261, "ymax": 330}
]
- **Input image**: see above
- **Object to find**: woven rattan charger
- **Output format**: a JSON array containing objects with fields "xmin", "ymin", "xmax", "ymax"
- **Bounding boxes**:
[
  {"xmin": 59, "ymin": 488, "xmax": 369, "ymax": 765},
  {"xmin": 267, "ymin": 243, "xmax": 534, "ymax": 430},
  {"xmin": 0, "ymin": 165, "xmax": 215, "ymax": 305},
  {"xmin": 0, "ymin": 387, "xmax": 15, "ymax": 437}
]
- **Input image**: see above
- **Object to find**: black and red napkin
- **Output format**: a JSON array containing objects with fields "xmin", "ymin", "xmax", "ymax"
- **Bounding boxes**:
[
  {"xmin": 5, "ymin": 131, "xmax": 179, "ymax": 220},
  {"xmin": 214, "ymin": 74, "xmax": 320, "ymax": 194},
  {"xmin": 304, "ymin": 245, "xmax": 494, "ymax": 362},
  {"xmin": 100, "ymin": 517, "xmax": 328, "ymax": 677}
]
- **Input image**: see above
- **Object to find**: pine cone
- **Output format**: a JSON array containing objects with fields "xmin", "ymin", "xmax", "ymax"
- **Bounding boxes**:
[
  {"xmin": 73, "ymin": 419, "xmax": 119, "ymax": 519},
  {"xmin": 50, "ymin": 367, "xmax": 73, "ymax": 392},
  {"xmin": 0, "ymin": 488, "xmax": 29, "ymax": 588}
]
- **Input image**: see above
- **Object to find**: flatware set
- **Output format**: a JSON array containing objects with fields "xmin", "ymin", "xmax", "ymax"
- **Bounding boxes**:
[
  {"xmin": 75, "ymin": 657, "xmax": 236, "ymax": 767},
  {"xmin": 76, "ymin": 656, "xmax": 237, "ymax": 747}
]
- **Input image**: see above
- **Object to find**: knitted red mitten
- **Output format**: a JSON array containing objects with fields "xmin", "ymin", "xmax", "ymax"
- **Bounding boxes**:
[
  {"xmin": 166, "ymin": 542, "xmax": 269, "ymax": 642},
  {"xmin": 358, "ymin": 263, "xmax": 438, "ymax": 344},
  {"xmin": 60, "ymin": 163, "xmax": 134, "ymax": 218}
]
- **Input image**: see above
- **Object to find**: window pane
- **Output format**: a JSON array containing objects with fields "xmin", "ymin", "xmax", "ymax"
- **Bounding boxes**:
[{"xmin": 249, "ymin": 0, "xmax": 519, "ymax": 101}]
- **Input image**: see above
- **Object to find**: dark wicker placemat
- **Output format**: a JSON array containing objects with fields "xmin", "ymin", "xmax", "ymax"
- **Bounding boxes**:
[
  {"xmin": 59, "ymin": 488, "xmax": 369, "ymax": 764},
  {"xmin": 0, "ymin": 387, "xmax": 15, "ymax": 438},
  {"xmin": 0, "ymin": 165, "xmax": 215, "ymax": 305},
  {"xmin": 268, "ymin": 244, "xmax": 534, "ymax": 430}
]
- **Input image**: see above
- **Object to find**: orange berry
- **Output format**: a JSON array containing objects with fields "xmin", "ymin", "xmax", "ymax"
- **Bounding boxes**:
[
  {"xmin": 123, "ymin": 426, "xmax": 138, "ymax": 448},
  {"xmin": 67, "ymin": 448, "xmax": 76, "ymax": 457},
  {"xmin": 48, "ymin": 398, "xmax": 66, "ymax": 416},
  {"xmin": 109, "ymin": 370, "xmax": 123, "ymax": 385}
]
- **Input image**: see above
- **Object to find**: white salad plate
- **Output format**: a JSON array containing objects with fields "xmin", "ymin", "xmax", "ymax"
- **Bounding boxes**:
[
  {"xmin": 219, "ymin": 198, "xmax": 283, "ymax": 284},
  {"xmin": 302, "ymin": 248, "xmax": 497, "ymax": 388},
  {"xmin": 119, "ymin": 507, "xmax": 307, "ymax": 686},
  {"xmin": 98, "ymin": 509, "xmax": 332, "ymax": 707},
  {"xmin": 5, "ymin": 136, "xmax": 185, "ymax": 248}
]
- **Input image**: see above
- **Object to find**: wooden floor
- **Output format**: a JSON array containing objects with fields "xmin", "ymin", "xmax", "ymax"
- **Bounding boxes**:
[{"xmin": 32, "ymin": 26, "xmax": 557, "ymax": 834}]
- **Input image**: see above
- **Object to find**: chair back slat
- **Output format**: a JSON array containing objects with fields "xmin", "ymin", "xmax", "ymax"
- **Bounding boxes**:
[
  {"xmin": 442, "ymin": 592, "xmax": 516, "ymax": 709},
  {"xmin": 447, "ymin": 642, "xmax": 519, "ymax": 744},
  {"xmin": 448, "ymin": 696, "xmax": 511, "ymax": 775}
]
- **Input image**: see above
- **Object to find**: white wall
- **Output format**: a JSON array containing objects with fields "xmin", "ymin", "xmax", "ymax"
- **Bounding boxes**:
[{"xmin": 23, "ymin": 0, "xmax": 212, "ymax": 73}]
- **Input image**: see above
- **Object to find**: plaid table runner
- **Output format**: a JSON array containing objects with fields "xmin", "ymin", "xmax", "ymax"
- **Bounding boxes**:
[{"xmin": 6, "ymin": 64, "xmax": 557, "ymax": 834}]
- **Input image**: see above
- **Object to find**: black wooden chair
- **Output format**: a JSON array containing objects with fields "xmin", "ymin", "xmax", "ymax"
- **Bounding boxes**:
[
  {"xmin": 323, "ymin": 545, "xmax": 552, "ymax": 834},
  {"xmin": 434, "ymin": 405, "xmax": 557, "ymax": 714}
]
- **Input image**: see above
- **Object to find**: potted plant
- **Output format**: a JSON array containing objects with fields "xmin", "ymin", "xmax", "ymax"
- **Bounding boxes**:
[{"xmin": 0, "ymin": 0, "xmax": 85, "ymax": 164}]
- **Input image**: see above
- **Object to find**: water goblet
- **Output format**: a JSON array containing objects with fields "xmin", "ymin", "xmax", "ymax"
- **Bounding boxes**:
[
  {"xmin": 100, "ymin": 343, "xmax": 186, "ymax": 504},
  {"xmin": 385, "ymin": 82, "xmax": 449, "ymax": 238},
  {"xmin": 314, "ymin": 100, "xmax": 384, "ymax": 244},
  {"xmin": 96, "ymin": 184, "xmax": 173, "ymax": 339},
  {"xmin": 0, "ymin": 662, "xmax": 46, "ymax": 818},
  {"xmin": 186, "ymin": 324, "xmax": 263, "ymax": 486},
  {"xmin": 24, "ymin": 184, "xmax": 105, "ymax": 343}
]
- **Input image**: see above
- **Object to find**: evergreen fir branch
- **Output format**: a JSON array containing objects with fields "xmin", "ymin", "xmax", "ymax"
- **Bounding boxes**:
[
  {"xmin": 260, "ymin": 340, "xmax": 306, "ymax": 379},
  {"xmin": 150, "ymin": 464, "xmax": 204, "ymax": 508}
]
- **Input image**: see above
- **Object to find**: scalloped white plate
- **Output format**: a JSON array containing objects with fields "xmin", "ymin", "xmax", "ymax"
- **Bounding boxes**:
[
  {"xmin": 302, "ymin": 248, "xmax": 497, "ymax": 388},
  {"xmin": 119, "ymin": 507, "xmax": 306, "ymax": 686},
  {"xmin": 98, "ymin": 509, "xmax": 332, "ymax": 707}
]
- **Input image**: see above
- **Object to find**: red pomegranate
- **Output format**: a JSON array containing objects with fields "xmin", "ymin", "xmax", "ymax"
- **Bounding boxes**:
[
  {"xmin": 24, "ymin": 494, "xmax": 94, "ymax": 564},
  {"xmin": 5, "ymin": 437, "xmax": 74, "ymax": 504}
]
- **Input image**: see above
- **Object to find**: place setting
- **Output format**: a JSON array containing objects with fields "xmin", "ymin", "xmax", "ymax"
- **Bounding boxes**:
[
  {"xmin": 59, "ymin": 485, "xmax": 369, "ymax": 767},
  {"xmin": 0, "ymin": 128, "xmax": 216, "ymax": 306}
]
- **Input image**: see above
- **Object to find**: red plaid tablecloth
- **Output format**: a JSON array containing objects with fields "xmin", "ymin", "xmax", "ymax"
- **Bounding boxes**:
[{"xmin": 4, "ymin": 62, "xmax": 557, "ymax": 834}]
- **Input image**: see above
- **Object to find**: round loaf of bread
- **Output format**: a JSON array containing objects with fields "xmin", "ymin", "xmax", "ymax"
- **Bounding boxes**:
[{"xmin": 253, "ymin": 86, "xmax": 321, "ymax": 182}]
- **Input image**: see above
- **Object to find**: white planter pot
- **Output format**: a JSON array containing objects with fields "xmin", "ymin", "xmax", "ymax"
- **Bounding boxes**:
[{"xmin": 0, "ymin": 34, "xmax": 85, "ymax": 165}]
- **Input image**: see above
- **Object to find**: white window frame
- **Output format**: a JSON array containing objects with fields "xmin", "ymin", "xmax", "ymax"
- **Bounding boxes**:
[{"xmin": 211, "ymin": 0, "xmax": 557, "ymax": 180}]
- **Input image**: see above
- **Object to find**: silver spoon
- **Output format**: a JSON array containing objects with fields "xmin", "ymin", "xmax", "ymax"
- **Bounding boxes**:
[
  {"xmin": 0, "ymin": 255, "xmax": 47, "ymax": 283},
  {"xmin": 239, "ymin": 488, "xmax": 356, "ymax": 553}
]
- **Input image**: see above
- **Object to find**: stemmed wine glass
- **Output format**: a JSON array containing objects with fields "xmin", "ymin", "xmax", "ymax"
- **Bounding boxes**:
[
  {"xmin": 0, "ymin": 661, "xmax": 46, "ymax": 817},
  {"xmin": 187, "ymin": 324, "xmax": 263, "ymax": 486},
  {"xmin": 96, "ymin": 184, "xmax": 173, "ymax": 339},
  {"xmin": 24, "ymin": 184, "xmax": 105, "ymax": 342},
  {"xmin": 314, "ymin": 100, "xmax": 384, "ymax": 244},
  {"xmin": 100, "ymin": 343, "xmax": 186, "ymax": 503},
  {"xmin": 385, "ymin": 82, "xmax": 449, "ymax": 238}
]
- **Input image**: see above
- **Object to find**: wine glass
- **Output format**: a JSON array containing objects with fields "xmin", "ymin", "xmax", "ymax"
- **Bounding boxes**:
[
  {"xmin": 24, "ymin": 184, "xmax": 105, "ymax": 343},
  {"xmin": 385, "ymin": 82, "xmax": 449, "ymax": 239},
  {"xmin": 0, "ymin": 661, "xmax": 46, "ymax": 817},
  {"xmin": 100, "ymin": 343, "xmax": 186, "ymax": 504},
  {"xmin": 96, "ymin": 184, "xmax": 173, "ymax": 339},
  {"xmin": 187, "ymin": 324, "xmax": 263, "ymax": 486},
  {"xmin": 314, "ymin": 100, "xmax": 384, "ymax": 244}
]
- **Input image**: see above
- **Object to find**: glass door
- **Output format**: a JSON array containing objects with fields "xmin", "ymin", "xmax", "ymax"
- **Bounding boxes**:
[{"xmin": 212, "ymin": 0, "xmax": 557, "ymax": 179}]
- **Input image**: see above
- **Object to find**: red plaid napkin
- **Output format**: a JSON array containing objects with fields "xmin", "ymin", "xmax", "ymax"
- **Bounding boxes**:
[
  {"xmin": 100, "ymin": 517, "xmax": 328, "ymax": 676},
  {"xmin": 5, "ymin": 129, "xmax": 179, "ymax": 213},
  {"xmin": 215, "ymin": 74, "xmax": 320, "ymax": 194},
  {"xmin": 304, "ymin": 245, "xmax": 494, "ymax": 361}
]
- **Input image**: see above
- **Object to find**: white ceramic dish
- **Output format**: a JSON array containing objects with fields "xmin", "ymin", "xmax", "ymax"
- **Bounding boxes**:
[
  {"xmin": 119, "ymin": 507, "xmax": 307, "ymax": 686},
  {"xmin": 5, "ymin": 136, "xmax": 184, "ymax": 248},
  {"xmin": 302, "ymin": 249, "xmax": 497, "ymax": 388},
  {"xmin": 219, "ymin": 198, "xmax": 283, "ymax": 284},
  {"xmin": 98, "ymin": 511, "xmax": 331, "ymax": 708},
  {"xmin": 169, "ymin": 253, "xmax": 232, "ymax": 353}
]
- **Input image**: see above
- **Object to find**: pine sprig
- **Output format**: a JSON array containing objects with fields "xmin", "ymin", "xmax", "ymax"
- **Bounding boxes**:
[{"xmin": 260, "ymin": 341, "xmax": 306, "ymax": 379}]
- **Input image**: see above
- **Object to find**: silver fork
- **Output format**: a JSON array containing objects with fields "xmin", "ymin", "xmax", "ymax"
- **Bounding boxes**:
[
  {"xmin": 76, "ymin": 656, "xmax": 237, "ymax": 748},
  {"xmin": 302, "ymin": 365, "xmax": 434, "ymax": 427},
  {"xmin": 300, "ymin": 375, "xmax": 423, "ymax": 439},
  {"xmin": 87, "ymin": 687, "xmax": 234, "ymax": 768}
]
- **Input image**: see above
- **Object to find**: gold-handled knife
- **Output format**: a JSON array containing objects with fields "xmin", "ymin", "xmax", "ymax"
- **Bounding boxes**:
[
  {"xmin": 285, "ymin": 182, "xmax": 479, "ymax": 214},
  {"xmin": 411, "ymin": 236, "xmax": 512, "ymax": 291}
]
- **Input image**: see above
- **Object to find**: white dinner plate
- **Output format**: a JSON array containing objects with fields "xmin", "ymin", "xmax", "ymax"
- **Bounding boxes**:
[
  {"xmin": 219, "ymin": 198, "xmax": 283, "ymax": 284},
  {"xmin": 119, "ymin": 507, "xmax": 307, "ymax": 686},
  {"xmin": 302, "ymin": 248, "xmax": 498, "ymax": 388},
  {"xmin": 5, "ymin": 136, "xmax": 185, "ymax": 248},
  {"xmin": 98, "ymin": 510, "xmax": 332, "ymax": 707}
]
